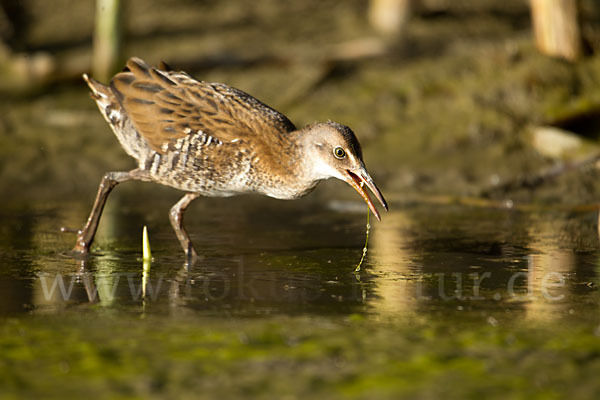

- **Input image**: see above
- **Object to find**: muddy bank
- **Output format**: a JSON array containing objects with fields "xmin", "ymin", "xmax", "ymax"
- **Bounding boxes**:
[{"xmin": 1, "ymin": 0, "xmax": 600, "ymax": 205}]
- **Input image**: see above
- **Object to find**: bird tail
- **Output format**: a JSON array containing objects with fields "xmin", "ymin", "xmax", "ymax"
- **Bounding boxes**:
[{"xmin": 83, "ymin": 73, "xmax": 112, "ymax": 103}]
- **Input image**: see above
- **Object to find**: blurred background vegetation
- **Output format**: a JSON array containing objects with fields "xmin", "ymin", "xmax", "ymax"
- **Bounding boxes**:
[{"xmin": 1, "ymin": 0, "xmax": 600, "ymax": 205}]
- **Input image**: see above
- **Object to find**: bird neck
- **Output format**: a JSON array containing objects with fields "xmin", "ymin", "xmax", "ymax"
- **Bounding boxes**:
[
  {"xmin": 293, "ymin": 130, "xmax": 331, "ymax": 185},
  {"xmin": 258, "ymin": 129, "xmax": 324, "ymax": 199}
]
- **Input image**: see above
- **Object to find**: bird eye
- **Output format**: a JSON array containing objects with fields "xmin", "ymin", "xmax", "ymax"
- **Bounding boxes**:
[{"xmin": 334, "ymin": 147, "xmax": 346, "ymax": 159}]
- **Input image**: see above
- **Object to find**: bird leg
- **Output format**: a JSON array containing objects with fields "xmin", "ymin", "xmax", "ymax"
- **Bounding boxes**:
[
  {"xmin": 72, "ymin": 169, "xmax": 149, "ymax": 255},
  {"xmin": 169, "ymin": 193, "xmax": 200, "ymax": 261}
]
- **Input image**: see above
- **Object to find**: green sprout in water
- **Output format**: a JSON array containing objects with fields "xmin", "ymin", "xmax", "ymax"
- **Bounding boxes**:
[
  {"xmin": 142, "ymin": 225, "xmax": 152, "ymax": 261},
  {"xmin": 142, "ymin": 225, "xmax": 152, "ymax": 301}
]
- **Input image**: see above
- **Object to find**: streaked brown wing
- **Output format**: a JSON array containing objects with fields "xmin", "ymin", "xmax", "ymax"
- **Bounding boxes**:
[{"xmin": 109, "ymin": 57, "xmax": 296, "ymax": 153}]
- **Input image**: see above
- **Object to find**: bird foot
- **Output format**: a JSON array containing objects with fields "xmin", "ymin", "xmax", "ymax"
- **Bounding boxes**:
[
  {"xmin": 60, "ymin": 226, "xmax": 91, "ymax": 257},
  {"xmin": 60, "ymin": 226, "xmax": 82, "ymax": 234}
]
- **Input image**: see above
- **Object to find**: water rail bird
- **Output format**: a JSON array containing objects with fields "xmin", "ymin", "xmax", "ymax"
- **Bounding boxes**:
[{"xmin": 71, "ymin": 57, "xmax": 387, "ymax": 259}]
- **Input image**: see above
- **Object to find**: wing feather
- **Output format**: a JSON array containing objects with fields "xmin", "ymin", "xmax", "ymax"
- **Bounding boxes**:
[{"xmin": 109, "ymin": 57, "xmax": 296, "ymax": 153}]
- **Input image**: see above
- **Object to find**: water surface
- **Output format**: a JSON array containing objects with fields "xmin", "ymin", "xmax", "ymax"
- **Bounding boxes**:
[
  {"xmin": 3, "ymin": 195, "xmax": 599, "ymax": 318},
  {"xmin": 2, "ymin": 193, "xmax": 600, "ymax": 398}
]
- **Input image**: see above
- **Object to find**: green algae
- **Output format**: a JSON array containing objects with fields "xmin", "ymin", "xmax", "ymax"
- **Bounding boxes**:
[
  {"xmin": 1, "ymin": 313, "xmax": 600, "ymax": 399},
  {"xmin": 2, "ymin": 200, "xmax": 600, "ymax": 398}
]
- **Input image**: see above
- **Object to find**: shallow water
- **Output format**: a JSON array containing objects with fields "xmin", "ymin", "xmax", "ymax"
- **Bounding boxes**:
[
  {"xmin": 2, "ymin": 191, "xmax": 600, "ymax": 322},
  {"xmin": 3, "ymin": 189, "xmax": 600, "ymax": 397}
]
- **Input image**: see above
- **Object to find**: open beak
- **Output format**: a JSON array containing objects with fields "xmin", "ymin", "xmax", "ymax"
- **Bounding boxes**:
[{"xmin": 344, "ymin": 168, "xmax": 388, "ymax": 221}]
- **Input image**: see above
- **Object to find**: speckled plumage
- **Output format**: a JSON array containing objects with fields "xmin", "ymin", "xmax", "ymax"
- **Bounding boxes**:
[{"xmin": 72, "ymin": 57, "xmax": 387, "ymax": 259}]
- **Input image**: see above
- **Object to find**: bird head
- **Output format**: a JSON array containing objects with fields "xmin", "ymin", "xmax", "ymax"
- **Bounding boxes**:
[{"xmin": 301, "ymin": 122, "xmax": 388, "ymax": 220}]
